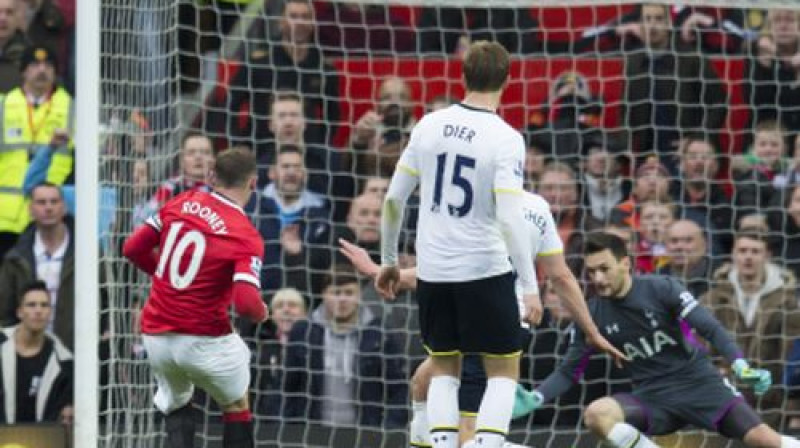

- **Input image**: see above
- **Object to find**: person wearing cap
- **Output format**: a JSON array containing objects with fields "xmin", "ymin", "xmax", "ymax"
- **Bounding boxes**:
[
  {"xmin": 609, "ymin": 155, "xmax": 672, "ymax": 232},
  {"xmin": 0, "ymin": 0, "xmax": 29, "ymax": 93},
  {"xmin": 0, "ymin": 44, "xmax": 73, "ymax": 261}
]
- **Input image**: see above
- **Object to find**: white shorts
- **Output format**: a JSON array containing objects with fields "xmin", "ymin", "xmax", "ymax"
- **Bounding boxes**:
[{"xmin": 142, "ymin": 332, "xmax": 251, "ymax": 414}]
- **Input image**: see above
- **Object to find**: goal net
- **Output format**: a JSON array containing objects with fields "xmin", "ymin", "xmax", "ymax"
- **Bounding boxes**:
[{"xmin": 96, "ymin": 0, "xmax": 800, "ymax": 446}]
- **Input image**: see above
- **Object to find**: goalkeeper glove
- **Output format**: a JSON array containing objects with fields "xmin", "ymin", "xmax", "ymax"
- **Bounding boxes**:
[
  {"xmin": 732, "ymin": 359, "xmax": 772, "ymax": 396},
  {"xmin": 512, "ymin": 385, "xmax": 543, "ymax": 419}
]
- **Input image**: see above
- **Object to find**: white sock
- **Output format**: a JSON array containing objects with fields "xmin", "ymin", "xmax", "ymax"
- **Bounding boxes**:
[
  {"xmin": 474, "ymin": 377, "xmax": 517, "ymax": 448},
  {"xmin": 410, "ymin": 400, "xmax": 432, "ymax": 447},
  {"xmin": 427, "ymin": 376, "xmax": 460, "ymax": 448},
  {"xmin": 607, "ymin": 423, "xmax": 659, "ymax": 448},
  {"xmin": 782, "ymin": 436, "xmax": 800, "ymax": 448}
]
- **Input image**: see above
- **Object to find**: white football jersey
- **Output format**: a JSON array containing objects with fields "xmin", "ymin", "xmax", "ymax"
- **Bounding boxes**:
[
  {"xmin": 397, "ymin": 103, "xmax": 526, "ymax": 282},
  {"xmin": 516, "ymin": 191, "xmax": 564, "ymax": 327}
]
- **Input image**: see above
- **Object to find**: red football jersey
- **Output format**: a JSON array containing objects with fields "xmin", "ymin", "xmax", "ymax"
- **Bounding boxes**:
[{"xmin": 140, "ymin": 190, "xmax": 264, "ymax": 336}]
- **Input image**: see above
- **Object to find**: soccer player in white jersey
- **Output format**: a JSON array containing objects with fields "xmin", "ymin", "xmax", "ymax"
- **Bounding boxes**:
[
  {"xmin": 377, "ymin": 41, "xmax": 623, "ymax": 448},
  {"xmin": 343, "ymin": 191, "xmax": 622, "ymax": 447}
]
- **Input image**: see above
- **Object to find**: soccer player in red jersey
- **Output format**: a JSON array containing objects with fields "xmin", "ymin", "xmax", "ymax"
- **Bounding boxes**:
[{"xmin": 123, "ymin": 147, "xmax": 267, "ymax": 448}]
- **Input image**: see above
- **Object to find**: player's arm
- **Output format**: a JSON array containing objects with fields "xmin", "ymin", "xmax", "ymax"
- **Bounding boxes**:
[
  {"xmin": 232, "ymin": 248, "xmax": 268, "ymax": 323},
  {"xmin": 122, "ymin": 216, "xmax": 162, "ymax": 275},
  {"xmin": 494, "ymin": 136, "xmax": 539, "ymax": 322},
  {"xmin": 339, "ymin": 238, "xmax": 417, "ymax": 291},
  {"xmin": 514, "ymin": 325, "xmax": 594, "ymax": 418},
  {"xmin": 667, "ymin": 278, "xmax": 771, "ymax": 393},
  {"xmin": 378, "ymin": 128, "xmax": 420, "ymax": 297}
]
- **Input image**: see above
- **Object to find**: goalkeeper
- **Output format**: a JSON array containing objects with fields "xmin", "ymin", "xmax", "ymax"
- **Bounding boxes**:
[{"xmin": 514, "ymin": 232, "xmax": 800, "ymax": 448}]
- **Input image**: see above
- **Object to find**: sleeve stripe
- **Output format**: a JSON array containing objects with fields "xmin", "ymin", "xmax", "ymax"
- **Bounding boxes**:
[
  {"xmin": 397, "ymin": 164, "xmax": 419, "ymax": 176},
  {"xmin": 538, "ymin": 248, "xmax": 564, "ymax": 257},
  {"xmin": 493, "ymin": 188, "xmax": 523, "ymax": 194},
  {"xmin": 680, "ymin": 301, "xmax": 699, "ymax": 319},
  {"xmin": 233, "ymin": 273, "xmax": 260, "ymax": 288},
  {"xmin": 145, "ymin": 215, "xmax": 162, "ymax": 231}
]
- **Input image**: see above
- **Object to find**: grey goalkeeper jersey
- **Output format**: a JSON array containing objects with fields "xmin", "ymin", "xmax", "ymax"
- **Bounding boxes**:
[{"xmin": 538, "ymin": 275, "xmax": 743, "ymax": 402}]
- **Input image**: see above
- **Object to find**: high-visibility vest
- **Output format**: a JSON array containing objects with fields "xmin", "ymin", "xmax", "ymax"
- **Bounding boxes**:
[{"xmin": 0, "ymin": 87, "xmax": 74, "ymax": 234}]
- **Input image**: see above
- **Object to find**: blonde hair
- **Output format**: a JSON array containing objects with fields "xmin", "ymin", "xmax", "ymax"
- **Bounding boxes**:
[{"xmin": 270, "ymin": 287, "xmax": 306, "ymax": 311}]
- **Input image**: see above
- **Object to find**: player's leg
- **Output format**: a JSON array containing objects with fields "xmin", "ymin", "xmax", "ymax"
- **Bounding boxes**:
[
  {"xmin": 410, "ymin": 358, "xmax": 434, "ymax": 448},
  {"xmin": 716, "ymin": 400, "xmax": 800, "ymax": 448},
  {"xmin": 142, "ymin": 334, "xmax": 197, "ymax": 448},
  {"xmin": 184, "ymin": 333, "xmax": 254, "ymax": 448},
  {"xmin": 417, "ymin": 279, "xmax": 462, "ymax": 448},
  {"xmin": 459, "ymin": 272, "xmax": 522, "ymax": 448},
  {"xmin": 584, "ymin": 395, "xmax": 660, "ymax": 448}
]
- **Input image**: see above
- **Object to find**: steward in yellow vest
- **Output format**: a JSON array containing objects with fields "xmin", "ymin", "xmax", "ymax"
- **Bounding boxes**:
[{"xmin": 0, "ymin": 45, "xmax": 73, "ymax": 239}]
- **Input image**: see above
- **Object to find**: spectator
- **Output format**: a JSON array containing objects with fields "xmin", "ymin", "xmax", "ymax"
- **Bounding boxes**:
[
  {"xmin": 525, "ymin": 71, "xmax": 604, "ymax": 168},
  {"xmin": 350, "ymin": 76, "xmax": 416, "ymax": 178},
  {"xmin": 0, "ymin": 280, "xmax": 72, "ymax": 424},
  {"xmin": 669, "ymin": 135, "xmax": 734, "ymax": 253},
  {"xmin": 0, "ymin": 0, "xmax": 28, "ymax": 93},
  {"xmin": 701, "ymin": 231, "xmax": 800, "ymax": 428},
  {"xmin": 252, "ymin": 144, "xmax": 331, "ymax": 299},
  {"xmin": 579, "ymin": 134, "xmax": 631, "ymax": 222},
  {"xmin": 359, "ymin": 176, "xmax": 388, "ymax": 198},
  {"xmin": 767, "ymin": 184, "xmax": 800, "ymax": 279},
  {"xmin": 207, "ymin": 0, "xmax": 340, "ymax": 145},
  {"xmin": 537, "ymin": 162, "xmax": 602, "ymax": 277},
  {"xmin": 744, "ymin": 9, "xmax": 800, "ymax": 141},
  {"xmin": 417, "ymin": 7, "xmax": 540, "ymax": 55},
  {"xmin": 732, "ymin": 120, "xmax": 787, "ymax": 223},
  {"xmin": 622, "ymin": 3, "xmax": 727, "ymax": 172},
  {"xmin": 17, "ymin": 0, "xmax": 68, "ymax": 84},
  {"xmin": 634, "ymin": 200, "xmax": 675, "ymax": 273},
  {"xmin": 610, "ymin": 156, "xmax": 672, "ymax": 232},
  {"xmin": 674, "ymin": 6, "xmax": 750, "ymax": 54},
  {"xmin": 657, "ymin": 219, "xmax": 715, "ymax": 297},
  {"xmin": 523, "ymin": 138, "xmax": 546, "ymax": 192},
  {"xmin": 0, "ymin": 45, "xmax": 72, "ymax": 261},
  {"xmin": 142, "ymin": 132, "xmax": 215, "ymax": 217},
  {"xmin": 254, "ymin": 92, "xmax": 354, "ymax": 218},
  {"xmin": 283, "ymin": 264, "xmax": 407, "ymax": 427},
  {"xmin": 251, "ymin": 288, "xmax": 308, "ymax": 419},
  {"xmin": 0, "ymin": 183, "xmax": 73, "ymax": 350},
  {"xmin": 314, "ymin": 2, "xmax": 415, "ymax": 56}
]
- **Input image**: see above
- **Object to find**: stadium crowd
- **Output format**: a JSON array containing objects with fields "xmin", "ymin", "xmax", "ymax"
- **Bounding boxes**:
[{"xmin": 1, "ymin": 0, "xmax": 800, "ymax": 442}]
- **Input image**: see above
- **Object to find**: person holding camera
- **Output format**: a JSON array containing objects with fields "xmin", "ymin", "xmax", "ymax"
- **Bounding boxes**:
[{"xmin": 350, "ymin": 77, "xmax": 417, "ymax": 178}]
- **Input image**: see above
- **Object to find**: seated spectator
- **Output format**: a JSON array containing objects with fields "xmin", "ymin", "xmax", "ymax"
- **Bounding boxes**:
[
  {"xmin": 610, "ymin": 156, "xmax": 672, "ymax": 232},
  {"xmin": 537, "ymin": 162, "xmax": 602, "ymax": 277},
  {"xmin": 669, "ymin": 135, "xmax": 733, "ymax": 253},
  {"xmin": 251, "ymin": 288, "xmax": 308, "ymax": 419},
  {"xmin": 314, "ymin": 2, "xmax": 415, "ymax": 56},
  {"xmin": 744, "ymin": 9, "xmax": 800, "ymax": 141},
  {"xmin": 0, "ymin": 0, "xmax": 28, "ymax": 93},
  {"xmin": 205, "ymin": 0, "xmax": 340, "ymax": 145},
  {"xmin": 283, "ymin": 264, "xmax": 407, "ymax": 427},
  {"xmin": 732, "ymin": 120, "xmax": 788, "ymax": 223},
  {"xmin": 523, "ymin": 138, "xmax": 546, "ymax": 192},
  {"xmin": 0, "ymin": 183, "xmax": 74, "ymax": 350},
  {"xmin": 255, "ymin": 92, "xmax": 354, "ymax": 219},
  {"xmin": 350, "ymin": 76, "xmax": 416, "ymax": 178},
  {"xmin": 417, "ymin": 7, "xmax": 540, "ymax": 55},
  {"xmin": 767, "ymin": 184, "xmax": 800, "ymax": 279},
  {"xmin": 144, "ymin": 132, "xmax": 215, "ymax": 215},
  {"xmin": 657, "ymin": 219, "xmax": 715, "ymax": 297},
  {"xmin": 251, "ymin": 144, "xmax": 331, "ymax": 300},
  {"xmin": 0, "ymin": 281, "xmax": 72, "ymax": 424},
  {"xmin": 702, "ymin": 231, "xmax": 800, "ymax": 428},
  {"xmin": 359, "ymin": 176, "xmax": 389, "ymax": 198},
  {"xmin": 634, "ymin": 200, "xmax": 675, "ymax": 273},
  {"xmin": 621, "ymin": 3, "xmax": 727, "ymax": 172},
  {"xmin": 526, "ymin": 71, "xmax": 604, "ymax": 168},
  {"xmin": 579, "ymin": 134, "xmax": 631, "ymax": 222}
]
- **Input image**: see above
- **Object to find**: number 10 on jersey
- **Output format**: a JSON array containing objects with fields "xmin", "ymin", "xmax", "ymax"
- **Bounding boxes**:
[
  {"xmin": 155, "ymin": 221, "xmax": 207, "ymax": 289},
  {"xmin": 432, "ymin": 152, "xmax": 476, "ymax": 217}
]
